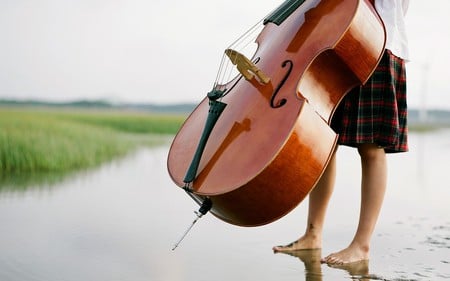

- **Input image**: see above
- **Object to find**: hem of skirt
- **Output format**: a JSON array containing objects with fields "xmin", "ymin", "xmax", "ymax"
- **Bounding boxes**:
[{"xmin": 338, "ymin": 142, "xmax": 409, "ymax": 154}]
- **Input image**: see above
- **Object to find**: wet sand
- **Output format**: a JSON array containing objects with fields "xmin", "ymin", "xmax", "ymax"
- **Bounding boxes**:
[{"xmin": 0, "ymin": 129, "xmax": 449, "ymax": 280}]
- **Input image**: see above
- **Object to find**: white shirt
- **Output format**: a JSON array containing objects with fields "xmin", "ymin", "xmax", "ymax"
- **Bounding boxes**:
[{"xmin": 375, "ymin": 0, "xmax": 410, "ymax": 60}]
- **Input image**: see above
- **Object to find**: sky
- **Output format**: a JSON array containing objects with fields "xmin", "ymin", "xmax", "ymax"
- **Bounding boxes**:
[{"xmin": 0, "ymin": 0, "xmax": 449, "ymax": 110}]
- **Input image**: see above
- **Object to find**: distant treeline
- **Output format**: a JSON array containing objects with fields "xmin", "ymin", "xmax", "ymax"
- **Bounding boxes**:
[
  {"xmin": 0, "ymin": 99, "xmax": 196, "ymax": 114},
  {"xmin": 1, "ymin": 98, "xmax": 449, "ymax": 126}
]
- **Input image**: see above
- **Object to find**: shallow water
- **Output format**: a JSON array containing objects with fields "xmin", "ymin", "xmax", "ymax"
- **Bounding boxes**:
[{"xmin": 0, "ymin": 130, "xmax": 449, "ymax": 281}]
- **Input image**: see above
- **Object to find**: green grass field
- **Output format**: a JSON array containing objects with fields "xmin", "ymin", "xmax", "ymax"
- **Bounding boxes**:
[
  {"xmin": 0, "ymin": 108, "xmax": 186, "ymax": 174},
  {"xmin": 1, "ymin": 106, "xmax": 443, "ymax": 188}
]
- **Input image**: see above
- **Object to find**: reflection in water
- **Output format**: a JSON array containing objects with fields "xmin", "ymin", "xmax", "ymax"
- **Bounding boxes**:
[
  {"xmin": 274, "ymin": 250, "xmax": 389, "ymax": 281},
  {"xmin": 328, "ymin": 260, "xmax": 373, "ymax": 281},
  {"xmin": 0, "ymin": 171, "xmax": 73, "ymax": 192},
  {"xmin": 0, "ymin": 131, "xmax": 449, "ymax": 281},
  {"xmin": 0, "ymin": 145, "xmax": 163, "ymax": 193},
  {"xmin": 275, "ymin": 249, "xmax": 323, "ymax": 281}
]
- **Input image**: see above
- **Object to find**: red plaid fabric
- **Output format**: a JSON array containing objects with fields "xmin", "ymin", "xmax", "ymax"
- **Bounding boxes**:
[{"xmin": 331, "ymin": 50, "xmax": 408, "ymax": 153}]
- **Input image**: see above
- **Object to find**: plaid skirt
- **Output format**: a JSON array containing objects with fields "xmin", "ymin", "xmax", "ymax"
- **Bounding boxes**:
[{"xmin": 331, "ymin": 50, "xmax": 408, "ymax": 153}]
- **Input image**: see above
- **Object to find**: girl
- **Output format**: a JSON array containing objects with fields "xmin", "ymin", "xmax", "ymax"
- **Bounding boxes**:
[{"xmin": 273, "ymin": 0, "xmax": 410, "ymax": 265}]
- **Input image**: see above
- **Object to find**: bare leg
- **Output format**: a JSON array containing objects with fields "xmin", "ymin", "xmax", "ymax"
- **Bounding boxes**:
[
  {"xmin": 273, "ymin": 151, "xmax": 337, "ymax": 252},
  {"xmin": 322, "ymin": 144, "xmax": 387, "ymax": 264}
]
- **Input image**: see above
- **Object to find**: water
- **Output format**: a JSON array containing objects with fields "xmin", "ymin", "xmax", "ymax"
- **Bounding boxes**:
[{"xmin": 0, "ymin": 130, "xmax": 449, "ymax": 281}]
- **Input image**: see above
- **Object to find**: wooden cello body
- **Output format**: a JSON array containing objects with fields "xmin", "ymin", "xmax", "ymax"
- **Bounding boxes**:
[{"xmin": 167, "ymin": 0, "xmax": 385, "ymax": 226}]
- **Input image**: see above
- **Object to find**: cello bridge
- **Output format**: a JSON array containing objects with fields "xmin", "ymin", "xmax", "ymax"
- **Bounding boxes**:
[{"xmin": 225, "ymin": 49, "xmax": 270, "ymax": 84}]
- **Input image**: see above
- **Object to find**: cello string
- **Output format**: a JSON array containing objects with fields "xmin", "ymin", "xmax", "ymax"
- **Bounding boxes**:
[
  {"xmin": 227, "ymin": 19, "xmax": 263, "ymax": 51},
  {"xmin": 213, "ymin": 20, "xmax": 262, "ymax": 87},
  {"xmin": 214, "ymin": 2, "xmax": 279, "ymax": 88},
  {"xmin": 214, "ymin": 54, "xmax": 227, "ymax": 88},
  {"xmin": 221, "ymin": 22, "xmax": 262, "ymax": 85},
  {"xmin": 212, "ymin": 1, "xmax": 282, "ymax": 88}
]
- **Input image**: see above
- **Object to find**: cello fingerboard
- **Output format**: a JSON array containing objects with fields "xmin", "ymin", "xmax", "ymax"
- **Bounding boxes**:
[{"xmin": 264, "ymin": 0, "xmax": 307, "ymax": 25}]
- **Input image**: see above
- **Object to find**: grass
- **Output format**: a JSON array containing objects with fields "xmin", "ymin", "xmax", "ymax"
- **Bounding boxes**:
[
  {"xmin": 0, "ymin": 107, "xmax": 186, "ymax": 175},
  {"xmin": 3, "ymin": 106, "xmax": 444, "ymax": 188}
]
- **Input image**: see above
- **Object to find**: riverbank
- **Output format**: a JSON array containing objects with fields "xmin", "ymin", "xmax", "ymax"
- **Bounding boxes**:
[
  {"xmin": 1, "ymin": 105, "xmax": 447, "ymax": 188},
  {"xmin": 4, "ymin": 104, "xmax": 448, "ymax": 175},
  {"xmin": 0, "ymin": 107, "xmax": 185, "ymax": 175}
]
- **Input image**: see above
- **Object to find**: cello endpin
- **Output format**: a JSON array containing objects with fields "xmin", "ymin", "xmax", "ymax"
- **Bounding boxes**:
[{"xmin": 171, "ymin": 198, "xmax": 212, "ymax": 251}]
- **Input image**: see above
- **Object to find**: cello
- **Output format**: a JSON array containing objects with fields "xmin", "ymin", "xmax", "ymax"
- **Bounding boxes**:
[{"xmin": 167, "ymin": 0, "xmax": 385, "ymax": 231}]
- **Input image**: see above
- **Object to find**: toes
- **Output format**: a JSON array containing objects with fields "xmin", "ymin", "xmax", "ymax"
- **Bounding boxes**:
[
  {"xmin": 272, "ymin": 246, "xmax": 282, "ymax": 252},
  {"xmin": 272, "ymin": 242, "xmax": 295, "ymax": 252},
  {"xmin": 321, "ymin": 254, "xmax": 344, "ymax": 265}
]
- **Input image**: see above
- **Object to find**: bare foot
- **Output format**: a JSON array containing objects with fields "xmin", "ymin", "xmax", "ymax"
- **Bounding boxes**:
[
  {"xmin": 272, "ymin": 235, "xmax": 321, "ymax": 253},
  {"xmin": 321, "ymin": 243, "xmax": 369, "ymax": 264},
  {"xmin": 326, "ymin": 260, "xmax": 372, "ymax": 281},
  {"xmin": 329, "ymin": 259, "xmax": 369, "ymax": 275}
]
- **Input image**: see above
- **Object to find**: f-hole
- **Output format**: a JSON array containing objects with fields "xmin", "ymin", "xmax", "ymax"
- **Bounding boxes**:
[{"xmin": 270, "ymin": 60, "xmax": 293, "ymax": 108}]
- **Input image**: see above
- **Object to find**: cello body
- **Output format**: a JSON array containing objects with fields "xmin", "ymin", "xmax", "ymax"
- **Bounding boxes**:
[{"xmin": 167, "ymin": 0, "xmax": 385, "ymax": 226}]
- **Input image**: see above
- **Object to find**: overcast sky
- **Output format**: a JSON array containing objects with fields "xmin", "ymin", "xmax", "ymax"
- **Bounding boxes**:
[{"xmin": 0, "ymin": 0, "xmax": 449, "ymax": 110}]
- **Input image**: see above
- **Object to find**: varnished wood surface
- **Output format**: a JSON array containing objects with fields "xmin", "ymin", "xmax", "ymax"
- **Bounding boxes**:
[{"xmin": 167, "ymin": 0, "xmax": 385, "ymax": 226}]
